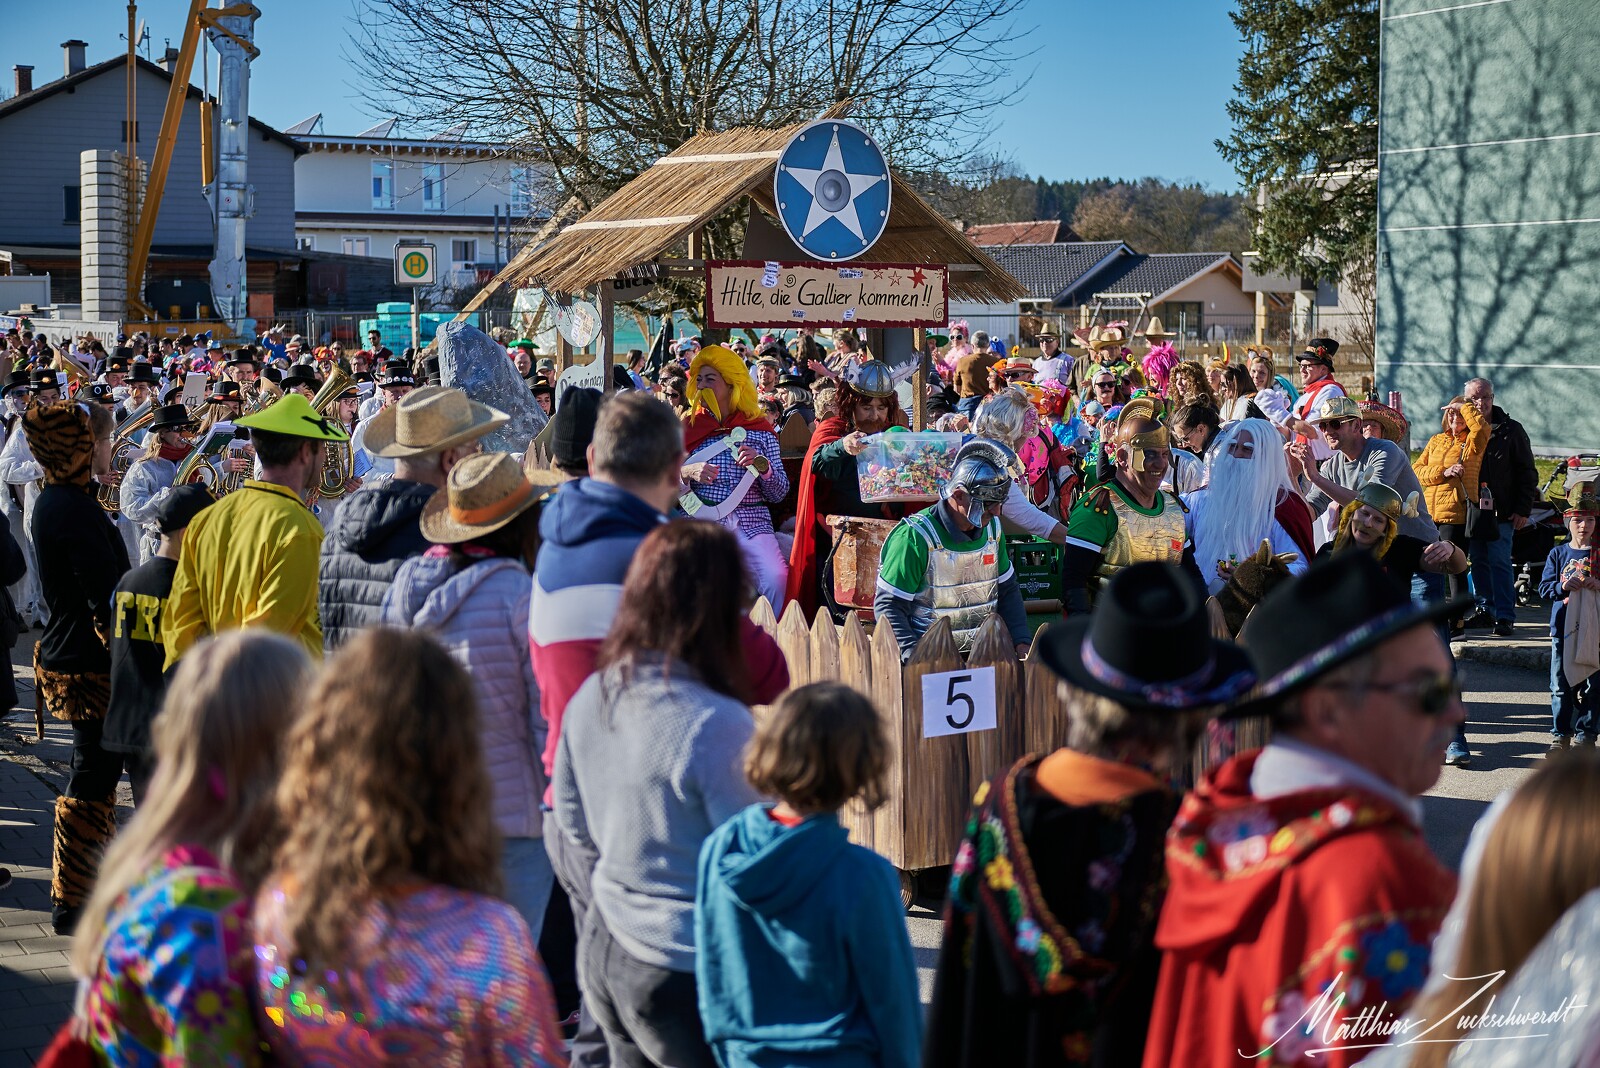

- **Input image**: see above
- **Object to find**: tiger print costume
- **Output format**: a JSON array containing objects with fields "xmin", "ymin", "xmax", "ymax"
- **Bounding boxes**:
[{"xmin": 22, "ymin": 399, "xmax": 123, "ymax": 923}]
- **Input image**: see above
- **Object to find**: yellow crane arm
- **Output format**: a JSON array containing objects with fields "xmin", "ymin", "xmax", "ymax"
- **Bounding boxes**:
[{"xmin": 125, "ymin": 0, "xmax": 207, "ymax": 317}]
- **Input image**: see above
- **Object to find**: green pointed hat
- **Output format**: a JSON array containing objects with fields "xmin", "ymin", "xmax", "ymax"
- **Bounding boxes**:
[{"xmin": 236, "ymin": 392, "xmax": 350, "ymax": 442}]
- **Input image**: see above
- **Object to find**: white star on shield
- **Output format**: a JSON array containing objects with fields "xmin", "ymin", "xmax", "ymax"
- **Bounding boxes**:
[{"xmin": 783, "ymin": 127, "xmax": 888, "ymax": 242}]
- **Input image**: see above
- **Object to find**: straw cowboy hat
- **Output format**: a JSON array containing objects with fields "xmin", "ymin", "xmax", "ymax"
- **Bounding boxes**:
[
  {"xmin": 363, "ymin": 385, "xmax": 509, "ymax": 459},
  {"xmin": 420, "ymin": 451, "xmax": 540, "ymax": 544},
  {"xmin": 1075, "ymin": 324, "xmax": 1127, "ymax": 352},
  {"xmin": 1138, "ymin": 316, "xmax": 1175, "ymax": 340}
]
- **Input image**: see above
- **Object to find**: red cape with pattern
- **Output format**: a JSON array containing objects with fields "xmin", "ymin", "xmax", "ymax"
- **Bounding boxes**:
[
  {"xmin": 1142, "ymin": 750, "xmax": 1456, "ymax": 1068},
  {"xmin": 681, "ymin": 409, "xmax": 774, "ymax": 453}
]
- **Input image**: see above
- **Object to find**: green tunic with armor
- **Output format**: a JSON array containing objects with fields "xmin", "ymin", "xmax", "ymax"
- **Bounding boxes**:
[{"xmin": 1064, "ymin": 479, "xmax": 1189, "ymax": 600}]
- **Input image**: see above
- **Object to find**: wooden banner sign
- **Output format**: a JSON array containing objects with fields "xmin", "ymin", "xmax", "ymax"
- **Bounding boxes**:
[{"xmin": 704, "ymin": 260, "xmax": 948, "ymax": 329}]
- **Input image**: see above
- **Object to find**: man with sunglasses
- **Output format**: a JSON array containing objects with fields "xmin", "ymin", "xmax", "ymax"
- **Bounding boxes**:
[
  {"xmin": 1144, "ymin": 551, "xmax": 1463, "ymax": 1068},
  {"xmin": 1291, "ymin": 395, "xmax": 1437, "ymax": 545}
]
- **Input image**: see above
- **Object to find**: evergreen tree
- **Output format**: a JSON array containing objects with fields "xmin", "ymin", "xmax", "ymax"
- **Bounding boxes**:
[{"xmin": 1218, "ymin": 0, "xmax": 1378, "ymax": 282}]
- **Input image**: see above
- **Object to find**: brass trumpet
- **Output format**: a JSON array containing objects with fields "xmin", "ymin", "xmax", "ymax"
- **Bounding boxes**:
[
  {"xmin": 97, "ymin": 404, "xmax": 156, "ymax": 515},
  {"xmin": 309, "ymin": 367, "xmax": 356, "ymax": 501}
]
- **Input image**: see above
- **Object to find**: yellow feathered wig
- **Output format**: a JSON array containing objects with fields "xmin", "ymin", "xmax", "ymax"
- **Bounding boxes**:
[{"xmin": 687, "ymin": 344, "xmax": 762, "ymax": 423}]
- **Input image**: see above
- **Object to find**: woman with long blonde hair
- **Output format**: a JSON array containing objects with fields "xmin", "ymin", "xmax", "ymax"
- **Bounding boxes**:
[
  {"xmin": 1358, "ymin": 750, "xmax": 1600, "ymax": 1068},
  {"xmin": 253, "ymin": 627, "xmax": 566, "ymax": 1066},
  {"xmin": 119, "ymin": 403, "xmax": 199, "ymax": 563},
  {"xmin": 68, "ymin": 630, "xmax": 313, "ymax": 1066}
]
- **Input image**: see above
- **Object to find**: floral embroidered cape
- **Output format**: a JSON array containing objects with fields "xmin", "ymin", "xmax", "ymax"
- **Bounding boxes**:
[
  {"xmin": 1142, "ymin": 750, "xmax": 1457, "ymax": 1068},
  {"xmin": 925, "ymin": 754, "xmax": 1178, "ymax": 1068},
  {"xmin": 83, "ymin": 843, "xmax": 264, "ymax": 1068}
]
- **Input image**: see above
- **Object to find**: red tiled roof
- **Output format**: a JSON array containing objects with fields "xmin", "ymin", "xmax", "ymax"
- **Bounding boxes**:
[{"xmin": 963, "ymin": 220, "xmax": 1082, "ymax": 246}]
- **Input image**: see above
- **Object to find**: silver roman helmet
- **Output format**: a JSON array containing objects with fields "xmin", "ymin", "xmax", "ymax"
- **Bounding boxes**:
[{"xmin": 946, "ymin": 437, "xmax": 1018, "ymax": 525}]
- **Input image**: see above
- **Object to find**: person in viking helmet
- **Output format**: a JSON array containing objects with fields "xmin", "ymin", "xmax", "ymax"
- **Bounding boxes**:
[
  {"xmin": 1061, "ymin": 396, "xmax": 1201, "ymax": 613},
  {"xmin": 680, "ymin": 342, "xmax": 789, "ymax": 607},
  {"xmin": 873, "ymin": 437, "xmax": 1032, "ymax": 662}
]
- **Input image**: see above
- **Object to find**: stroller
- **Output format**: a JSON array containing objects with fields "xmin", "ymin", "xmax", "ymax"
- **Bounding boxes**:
[{"xmin": 1514, "ymin": 455, "xmax": 1598, "ymax": 604}]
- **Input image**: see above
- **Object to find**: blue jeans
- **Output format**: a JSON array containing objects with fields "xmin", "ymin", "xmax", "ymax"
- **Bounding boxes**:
[
  {"xmin": 1467, "ymin": 519, "xmax": 1516, "ymax": 622},
  {"xmin": 503, "ymin": 835, "xmax": 556, "ymax": 945},
  {"xmin": 1413, "ymin": 571, "xmax": 1470, "ymax": 752},
  {"xmin": 956, "ymin": 395, "xmax": 982, "ymax": 418},
  {"xmin": 1550, "ymin": 635, "xmax": 1600, "ymax": 740}
]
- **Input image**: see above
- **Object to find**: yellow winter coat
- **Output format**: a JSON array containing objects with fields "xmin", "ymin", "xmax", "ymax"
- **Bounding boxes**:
[{"xmin": 1413, "ymin": 401, "xmax": 1490, "ymax": 525}]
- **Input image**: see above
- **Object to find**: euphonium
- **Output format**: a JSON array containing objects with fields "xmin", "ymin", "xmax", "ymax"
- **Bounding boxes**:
[
  {"xmin": 97, "ymin": 405, "xmax": 157, "ymax": 515},
  {"xmin": 309, "ymin": 367, "xmax": 356, "ymax": 500},
  {"xmin": 243, "ymin": 376, "xmax": 282, "ymax": 415}
]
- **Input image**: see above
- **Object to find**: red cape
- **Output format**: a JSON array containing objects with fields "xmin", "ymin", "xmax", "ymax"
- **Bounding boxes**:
[
  {"xmin": 682, "ymin": 409, "xmax": 774, "ymax": 452},
  {"xmin": 1274, "ymin": 492, "xmax": 1317, "ymax": 564},
  {"xmin": 784, "ymin": 417, "xmax": 850, "ymax": 615}
]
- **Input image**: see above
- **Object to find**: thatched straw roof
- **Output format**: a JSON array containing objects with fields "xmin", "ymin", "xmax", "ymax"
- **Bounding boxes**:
[{"xmin": 504, "ymin": 122, "xmax": 1026, "ymax": 305}]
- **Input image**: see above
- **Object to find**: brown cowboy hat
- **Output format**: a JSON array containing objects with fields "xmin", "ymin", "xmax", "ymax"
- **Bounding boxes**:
[
  {"xmin": 363, "ymin": 385, "xmax": 508, "ymax": 459},
  {"xmin": 420, "ymin": 451, "xmax": 540, "ymax": 544}
]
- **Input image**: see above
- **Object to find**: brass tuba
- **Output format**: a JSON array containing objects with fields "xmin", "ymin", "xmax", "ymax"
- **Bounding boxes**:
[
  {"xmin": 309, "ymin": 367, "xmax": 356, "ymax": 500},
  {"xmin": 98, "ymin": 404, "xmax": 156, "ymax": 515}
]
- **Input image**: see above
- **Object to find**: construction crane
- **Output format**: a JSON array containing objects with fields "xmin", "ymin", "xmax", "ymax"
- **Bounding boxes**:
[{"xmin": 124, "ymin": 0, "xmax": 260, "ymax": 339}]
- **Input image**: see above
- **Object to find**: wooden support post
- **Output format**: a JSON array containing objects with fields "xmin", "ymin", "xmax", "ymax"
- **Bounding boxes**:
[
  {"xmin": 964, "ymin": 615, "xmax": 1024, "ymax": 797},
  {"xmin": 897, "ymin": 618, "xmax": 968, "ymax": 872},
  {"xmin": 775, "ymin": 601, "xmax": 813, "ymax": 689},
  {"xmin": 912, "ymin": 327, "xmax": 928, "ymax": 431},
  {"xmin": 837, "ymin": 612, "xmax": 877, "ymax": 850},
  {"xmin": 869, "ymin": 618, "xmax": 907, "ymax": 868},
  {"xmin": 598, "ymin": 280, "xmax": 616, "ymax": 392},
  {"xmin": 1023, "ymin": 654, "xmax": 1070, "ymax": 757}
]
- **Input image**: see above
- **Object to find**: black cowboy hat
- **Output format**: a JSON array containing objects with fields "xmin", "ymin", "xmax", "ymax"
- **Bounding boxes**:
[
  {"xmin": 148, "ymin": 403, "xmax": 199, "ymax": 433},
  {"xmin": 1239, "ymin": 551, "xmax": 1472, "ymax": 704},
  {"xmin": 126, "ymin": 362, "xmax": 160, "ymax": 386},
  {"xmin": 378, "ymin": 359, "xmax": 416, "ymax": 388},
  {"xmin": 1034, "ymin": 562, "xmax": 1257, "ymax": 713}
]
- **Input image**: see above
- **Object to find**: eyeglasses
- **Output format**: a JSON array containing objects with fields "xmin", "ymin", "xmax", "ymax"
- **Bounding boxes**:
[{"xmin": 1321, "ymin": 673, "xmax": 1464, "ymax": 716}]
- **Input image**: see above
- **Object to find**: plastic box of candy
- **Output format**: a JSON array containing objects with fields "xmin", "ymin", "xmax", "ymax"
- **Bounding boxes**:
[{"xmin": 855, "ymin": 431, "xmax": 965, "ymax": 503}]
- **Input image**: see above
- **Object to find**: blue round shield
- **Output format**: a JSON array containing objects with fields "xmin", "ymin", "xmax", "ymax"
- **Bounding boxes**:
[{"xmin": 774, "ymin": 121, "xmax": 892, "ymax": 261}]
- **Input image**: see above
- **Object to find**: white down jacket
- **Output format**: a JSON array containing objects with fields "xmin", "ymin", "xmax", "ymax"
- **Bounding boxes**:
[{"xmin": 382, "ymin": 551, "xmax": 547, "ymax": 838}]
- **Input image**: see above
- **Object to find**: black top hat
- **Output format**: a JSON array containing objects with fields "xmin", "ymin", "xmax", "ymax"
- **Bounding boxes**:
[
  {"xmin": 777, "ymin": 371, "xmax": 808, "ymax": 389},
  {"xmin": 226, "ymin": 349, "xmax": 259, "ymax": 368},
  {"xmin": 423, "ymin": 355, "xmax": 441, "ymax": 385},
  {"xmin": 1, "ymin": 369, "xmax": 32, "ymax": 397},
  {"xmin": 104, "ymin": 355, "xmax": 130, "ymax": 375},
  {"xmin": 85, "ymin": 382, "xmax": 116, "ymax": 405},
  {"xmin": 280, "ymin": 366, "xmax": 321, "ymax": 392},
  {"xmin": 208, "ymin": 380, "xmax": 244, "ymax": 403},
  {"xmin": 29, "ymin": 369, "xmax": 61, "ymax": 391},
  {"xmin": 1034, "ymin": 562, "xmax": 1257, "ymax": 713},
  {"xmin": 1296, "ymin": 337, "xmax": 1339, "ymax": 367},
  {"xmin": 148, "ymin": 403, "xmax": 199, "ymax": 433},
  {"xmin": 530, "ymin": 381, "xmax": 555, "ymax": 398},
  {"xmin": 377, "ymin": 359, "xmax": 416, "ymax": 388},
  {"xmin": 126, "ymin": 362, "xmax": 160, "ymax": 386},
  {"xmin": 1239, "ymin": 551, "xmax": 1470, "ymax": 703},
  {"xmin": 353, "ymin": 371, "xmax": 375, "ymax": 384},
  {"xmin": 155, "ymin": 483, "xmax": 216, "ymax": 534},
  {"xmin": 552, "ymin": 388, "xmax": 602, "ymax": 469}
]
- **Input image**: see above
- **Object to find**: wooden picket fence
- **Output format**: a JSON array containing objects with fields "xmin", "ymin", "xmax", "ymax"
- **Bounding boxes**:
[{"xmin": 748, "ymin": 597, "xmax": 1272, "ymax": 881}]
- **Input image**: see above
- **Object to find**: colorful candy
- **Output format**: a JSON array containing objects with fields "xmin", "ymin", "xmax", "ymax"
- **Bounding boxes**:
[{"xmin": 856, "ymin": 432, "xmax": 964, "ymax": 503}]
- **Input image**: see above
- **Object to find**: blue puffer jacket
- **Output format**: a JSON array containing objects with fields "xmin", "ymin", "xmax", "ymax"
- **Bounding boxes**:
[
  {"xmin": 382, "ymin": 551, "xmax": 546, "ymax": 838},
  {"xmin": 319, "ymin": 479, "xmax": 436, "ymax": 652}
]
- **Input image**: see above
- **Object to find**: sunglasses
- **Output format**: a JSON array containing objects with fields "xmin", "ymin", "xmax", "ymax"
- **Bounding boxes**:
[
  {"xmin": 1319, "ymin": 418, "xmax": 1354, "ymax": 430},
  {"xmin": 1094, "ymin": 380, "xmax": 1116, "ymax": 390},
  {"xmin": 1322, "ymin": 673, "xmax": 1464, "ymax": 716}
]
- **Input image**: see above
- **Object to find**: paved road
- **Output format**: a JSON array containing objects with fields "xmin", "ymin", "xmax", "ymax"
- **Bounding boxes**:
[{"xmin": 0, "ymin": 642, "xmax": 1557, "ymax": 1063}]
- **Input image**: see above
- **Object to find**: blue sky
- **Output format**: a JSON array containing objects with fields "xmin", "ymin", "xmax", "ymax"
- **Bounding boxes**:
[{"xmin": 7, "ymin": 0, "xmax": 1245, "ymax": 190}]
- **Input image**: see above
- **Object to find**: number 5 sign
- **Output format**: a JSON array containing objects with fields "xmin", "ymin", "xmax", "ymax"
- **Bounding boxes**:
[{"xmin": 921, "ymin": 667, "xmax": 997, "ymax": 739}]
